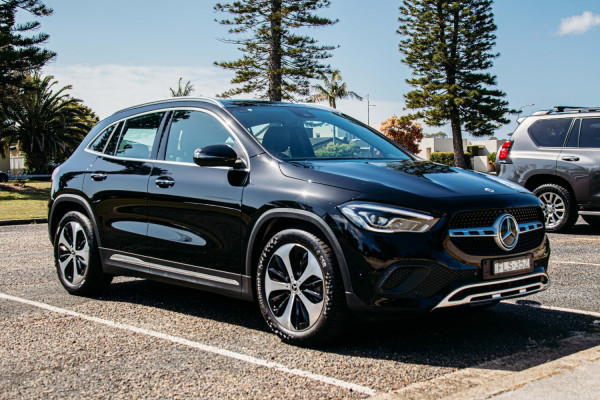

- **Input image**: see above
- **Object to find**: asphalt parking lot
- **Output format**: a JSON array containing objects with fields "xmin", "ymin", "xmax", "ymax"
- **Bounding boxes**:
[{"xmin": 1, "ymin": 221, "xmax": 599, "ymax": 399}]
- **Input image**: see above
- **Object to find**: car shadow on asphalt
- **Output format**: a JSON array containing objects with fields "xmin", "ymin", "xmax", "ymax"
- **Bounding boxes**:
[{"xmin": 99, "ymin": 278, "xmax": 600, "ymax": 371}]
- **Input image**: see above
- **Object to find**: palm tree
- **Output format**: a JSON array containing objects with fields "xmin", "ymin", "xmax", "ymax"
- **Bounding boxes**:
[
  {"xmin": 310, "ymin": 70, "xmax": 363, "ymax": 108},
  {"xmin": 170, "ymin": 77, "xmax": 194, "ymax": 97},
  {"xmin": 0, "ymin": 73, "xmax": 96, "ymax": 173}
]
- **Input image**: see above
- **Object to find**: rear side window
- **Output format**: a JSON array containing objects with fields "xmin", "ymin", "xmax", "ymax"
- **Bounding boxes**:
[
  {"xmin": 528, "ymin": 118, "xmax": 572, "ymax": 147},
  {"xmin": 89, "ymin": 124, "xmax": 119, "ymax": 153},
  {"xmin": 579, "ymin": 118, "xmax": 600, "ymax": 148},
  {"xmin": 114, "ymin": 112, "xmax": 165, "ymax": 159}
]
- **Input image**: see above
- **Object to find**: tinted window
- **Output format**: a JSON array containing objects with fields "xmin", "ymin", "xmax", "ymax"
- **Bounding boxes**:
[
  {"xmin": 566, "ymin": 119, "xmax": 580, "ymax": 148},
  {"xmin": 115, "ymin": 112, "xmax": 165, "ymax": 159},
  {"xmin": 165, "ymin": 110, "xmax": 235, "ymax": 163},
  {"xmin": 579, "ymin": 118, "xmax": 600, "ymax": 148},
  {"xmin": 89, "ymin": 124, "xmax": 118, "ymax": 153},
  {"xmin": 229, "ymin": 106, "xmax": 411, "ymax": 160},
  {"xmin": 528, "ymin": 118, "xmax": 572, "ymax": 147}
]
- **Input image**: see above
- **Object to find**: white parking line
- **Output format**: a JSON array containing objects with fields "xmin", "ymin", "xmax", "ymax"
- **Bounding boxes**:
[
  {"xmin": 0, "ymin": 292, "xmax": 376, "ymax": 396},
  {"xmin": 536, "ymin": 304, "xmax": 600, "ymax": 319},
  {"xmin": 554, "ymin": 261, "xmax": 600, "ymax": 267}
]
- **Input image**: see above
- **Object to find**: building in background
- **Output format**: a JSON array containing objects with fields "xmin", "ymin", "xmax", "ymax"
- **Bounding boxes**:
[{"xmin": 416, "ymin": 138, "xmax": 505, "ymax": 172}]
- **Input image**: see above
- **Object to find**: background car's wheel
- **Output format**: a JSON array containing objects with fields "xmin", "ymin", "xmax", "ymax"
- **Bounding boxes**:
[
  {"xmin": 256, "ymin": 229, "xmax": 347, "ymax": 346},
  {"xmin": 0, "ymin": 172, "xmax": 8, "ymax": 182},
  {"xmin": 54, "ymin": 211, "xmax": 112, "ymax": 296},
  {"xmin": 533, "ymin": 183, "xmax": 578, "ymax": 233}
]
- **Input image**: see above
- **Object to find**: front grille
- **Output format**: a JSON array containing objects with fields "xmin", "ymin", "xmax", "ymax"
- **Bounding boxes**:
[
  {"xmin": 451, "ymin": 230, "xmax": 545, "ymax": 256},
  {"xmin": 449, "ymin": 207, "xmax": 545, "ymax": 256},
  {"xmin": 381, "ymin": 266, "xmax": 477, "ymax": 297},
  {"xmin": 450, "ymin": 207, "xmax": 543, "ymax": 229}
]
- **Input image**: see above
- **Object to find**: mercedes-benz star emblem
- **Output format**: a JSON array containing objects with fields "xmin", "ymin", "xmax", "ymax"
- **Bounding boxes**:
[{"xmin": 493, "ymin": 213, "xmax": 519, "ymax": 251}]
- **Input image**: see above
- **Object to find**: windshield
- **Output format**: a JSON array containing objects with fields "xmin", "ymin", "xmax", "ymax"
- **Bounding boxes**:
[{"xmin": 228, "ymin": 105, "xmax": 412, "ymax": 161}]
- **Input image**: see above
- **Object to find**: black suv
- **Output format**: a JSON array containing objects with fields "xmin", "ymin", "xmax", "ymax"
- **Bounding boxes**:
[
  {"xmin": 497, "ymin": 106, "xmax": 600, "ymax": 232},
  {"xmin": 49, "ymin": 98, "xmax": 550, "ymax": 345}
]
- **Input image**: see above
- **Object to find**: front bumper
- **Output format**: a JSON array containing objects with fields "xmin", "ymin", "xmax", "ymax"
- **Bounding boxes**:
[{"xmin": 328, "ymin": 205, "xmax": 551, "ymax": 314}]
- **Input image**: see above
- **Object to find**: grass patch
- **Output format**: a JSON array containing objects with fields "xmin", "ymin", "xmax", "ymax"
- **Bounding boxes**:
[{"xmin": 0, "ymin": 181, "xmax": 51, "ymax": 220}]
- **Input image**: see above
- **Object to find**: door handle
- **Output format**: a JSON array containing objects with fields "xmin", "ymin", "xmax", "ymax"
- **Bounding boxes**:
[
  {"xmin": 90, "ymin": 172, "xmax": 107, "ymax": 181},
  {"xmin": 155, "ymin": 176, "xmax": 175, "ymax": 188},
  {"xmin": 562, "ymin": 156, "xmax": 580, "ymax": 161}
]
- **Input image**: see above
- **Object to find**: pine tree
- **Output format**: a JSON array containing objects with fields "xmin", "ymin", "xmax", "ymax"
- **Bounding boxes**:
[
  {"xmin": 0, "ymin": 0, "xmax": 55, "ymax": 87},
  {"xmin": 398, "ymin": 0, "xmax": 510, "ymax": 168},
  {"xmin": 214, "ymin": 0, "xmax": 337, "ymax": 101}
]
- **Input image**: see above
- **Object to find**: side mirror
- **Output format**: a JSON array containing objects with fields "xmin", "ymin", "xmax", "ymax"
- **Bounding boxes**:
[{"xmin": 193, "ymin": 144, "xmax": 238, "ymax": 168}]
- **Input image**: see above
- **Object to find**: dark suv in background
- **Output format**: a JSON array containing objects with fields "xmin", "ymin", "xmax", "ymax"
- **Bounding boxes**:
[
  {"xmin": 497, "ymin": 106, "xmax": 600, "ymax": 232},
  {"xmin": 49, "ymin": 98, "xmax": 550, "ymax": 345}
]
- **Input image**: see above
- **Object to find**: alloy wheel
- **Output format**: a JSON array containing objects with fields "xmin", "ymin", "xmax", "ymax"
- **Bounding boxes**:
[
  {"xmin": 57, "ymin": 221, "xmax": 90, "ymax": 287},
  {"xmin": 265, "ymin": 243, "xmax": 324, "ymax": 332},
  {"xmin": 538, "ymin": 191, "xmax": 566, "ymax": 229}
]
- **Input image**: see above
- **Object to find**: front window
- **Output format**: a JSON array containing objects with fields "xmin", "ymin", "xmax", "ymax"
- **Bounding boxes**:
[{"xmin": 228, "ymin": 105, "xmax": 411, "ymax": 161}]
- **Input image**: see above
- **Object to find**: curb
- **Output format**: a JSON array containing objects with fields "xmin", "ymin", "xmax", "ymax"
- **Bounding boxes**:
[
  {"xmin": 372, "ymin": 333, "xmax": 600, "ymax": 400},
  {"xmin": 0, "ymin": 218, "xmax": 48, "ymax": 226}
]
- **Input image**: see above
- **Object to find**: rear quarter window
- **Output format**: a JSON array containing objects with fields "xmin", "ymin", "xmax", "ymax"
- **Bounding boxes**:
[{"xmin": 527, "ymin": 118, "xmax": 572, "ymax": 147}]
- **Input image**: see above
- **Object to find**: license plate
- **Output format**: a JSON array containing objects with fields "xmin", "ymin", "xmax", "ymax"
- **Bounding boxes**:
[
  {"xmin": 482, "ymin": 255, "xmax": 534, "ymax": 279},
  {"xmin": 494, "ymin": 257, "xmax": 531, "ymax": 275}
]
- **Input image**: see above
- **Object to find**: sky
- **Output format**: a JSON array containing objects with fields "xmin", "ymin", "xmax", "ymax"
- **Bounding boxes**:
[{"xmin": 21, "ymin": 0, "xmax": 600, "ymax": 139}]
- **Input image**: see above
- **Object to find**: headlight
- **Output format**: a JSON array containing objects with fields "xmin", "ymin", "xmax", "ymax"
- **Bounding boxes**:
[{"xmin": 338, "ymin": 202, "xmax": 439, "ymax": 233}]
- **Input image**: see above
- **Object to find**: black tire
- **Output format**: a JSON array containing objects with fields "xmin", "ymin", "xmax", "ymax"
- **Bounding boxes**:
[
  {"xmin": 0, "ymin": 173, "xmax": 8, "ymax": 182},
  {"xmin": 54, "ymin": 211, "xmax": 112, "ymax": 296},
  {"xmin": 533, "ymin": 183, "xmax": 578, "ymax": 233},
  {"xmin": 256, "ymin": 229, "xmax": 347, "ymax": 346},
  {"xmin": 582, "ymin": 215, "xmax": 600, "ymax": 229}
]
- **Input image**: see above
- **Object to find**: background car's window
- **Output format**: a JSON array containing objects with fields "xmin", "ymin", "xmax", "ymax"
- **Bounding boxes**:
[
  {"xmin": 528, "ymin": 118, "xmax": 572, "ymax": 147},
  {"xmin": 165, "ymin": 110, "xmax": 236, "ymax": 163},
  {"xmin": 565, "ymin": 119, "xmax": 580, "ymax": 148},
  {"xmin": 114, "ymin": 112, "xmax": 165, "ymax": 159},
  {"xmin": 229, "ymin": 106, "xmax": 411, "ymax": 160},
  {"xmin": 579, "ymin": 118, "xmax": 600, "ymax": 148},
  {"xmin": 89, "ymin": 124, "xmax": 118, "ymax": 153}
]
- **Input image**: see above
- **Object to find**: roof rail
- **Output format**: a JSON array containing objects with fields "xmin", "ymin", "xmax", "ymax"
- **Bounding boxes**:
[
  {"xmin": 111, "ymin": 97, "xmax": 224, "ymax": 115},
  {"xmin": 553, "ymin": 106, "xmax": 600, "ymax": 113}
]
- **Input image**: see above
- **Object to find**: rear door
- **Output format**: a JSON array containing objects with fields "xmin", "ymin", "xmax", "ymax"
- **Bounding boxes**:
[
  {"xmin": 83, "ymin": 111, "xmax": 167, "ymax": 255},
  {"xmin": 559, "ymin": 117, "xmax": 600, "ymax": 205},
  {"xmin": 145, "ymin": 108, "xmax": 247, "ymax": 286}
]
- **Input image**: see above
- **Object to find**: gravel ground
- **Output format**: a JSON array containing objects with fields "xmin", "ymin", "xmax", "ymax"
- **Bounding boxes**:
[{"xmin": 0, "ymin": 222, "xmax": 599, "ymax": 399}]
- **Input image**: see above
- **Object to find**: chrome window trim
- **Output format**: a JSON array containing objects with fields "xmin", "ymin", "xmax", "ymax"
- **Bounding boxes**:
[{"xmin": 84, "ymin": 106, "xmax": 250, "ymax": 164}]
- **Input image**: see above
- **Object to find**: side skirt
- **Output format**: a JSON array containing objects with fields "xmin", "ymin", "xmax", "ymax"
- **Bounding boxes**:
[{"xmin": 100, "ymin": 248, "xmax": 251, "ymax": 301}]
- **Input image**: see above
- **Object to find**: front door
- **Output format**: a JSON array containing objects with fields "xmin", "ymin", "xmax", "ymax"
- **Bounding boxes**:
[{"xmin": 145, "ymin": 109, "xmax": 247, "ymax": 279}]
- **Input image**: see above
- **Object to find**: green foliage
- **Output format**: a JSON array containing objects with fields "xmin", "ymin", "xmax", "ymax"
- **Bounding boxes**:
[
  {"xmin": 170, "ymin": 77, "xmax": 194, "ymax": 97},
  {"xmin": 398, "ymin": 0, "xmax": 511, "ymax": 168},
  {"xmin": 429, "ymin": 151, "xmax": 472, "ymax": 169},
  {"xmin": 314, "ymin": 142, "xmax": 359, "ymax": 158},
  {"xmin": 424, "ymin": 131, "xmax": 447, "ymax": 138},
  {"xmin": 310, "ymin": 69, "xmax": 362, "ymax": 108},
  {"xmin": 467, "ymin": 145, "xmax": 479, "ymax": 156},
  {"xmin": 214, "ymin": 0, "xmax": 337, "ymax": 101},
  {"xmin": 0, "ymin": 73, "xmax": 98, "ymax": 173},
  {"xmin": 0, "ymin": 0, "xmax": 55, "ymax": 88},
  {"xmin": 488, "ymin": 151, "xmax": 496, "ymax": 164}
]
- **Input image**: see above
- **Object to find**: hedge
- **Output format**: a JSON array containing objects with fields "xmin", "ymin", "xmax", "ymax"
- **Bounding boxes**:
[{"xmin": 429, "ymin": 151, "xmax": 473, "ymax": 169}]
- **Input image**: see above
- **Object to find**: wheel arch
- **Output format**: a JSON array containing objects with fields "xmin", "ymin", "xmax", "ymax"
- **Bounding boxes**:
[
  {"xmin": 524, "ymin": 174, "xmax": 576, "ymax": 201},
  {"xmin": 245, "ymin": 209, "xmax": 353, "ymax": 300},
  {"xmin": 49, "ymin": 194, "xmax": 100, "ymax": 247}
]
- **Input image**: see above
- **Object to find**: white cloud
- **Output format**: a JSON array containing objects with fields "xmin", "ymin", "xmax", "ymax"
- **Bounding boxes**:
[
  {"xmin": 558, "ymin": 11, "xmax": 600, "ymax": 35},
  {"xmin": 43, "ymin": 64, "xmax": 233, "ymax": 118}
]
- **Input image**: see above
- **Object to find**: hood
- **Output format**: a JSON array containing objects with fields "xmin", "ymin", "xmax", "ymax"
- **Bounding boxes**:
[{"xmin": 279, "ymin": 160, "xmax": 531, "ymax": 200}]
